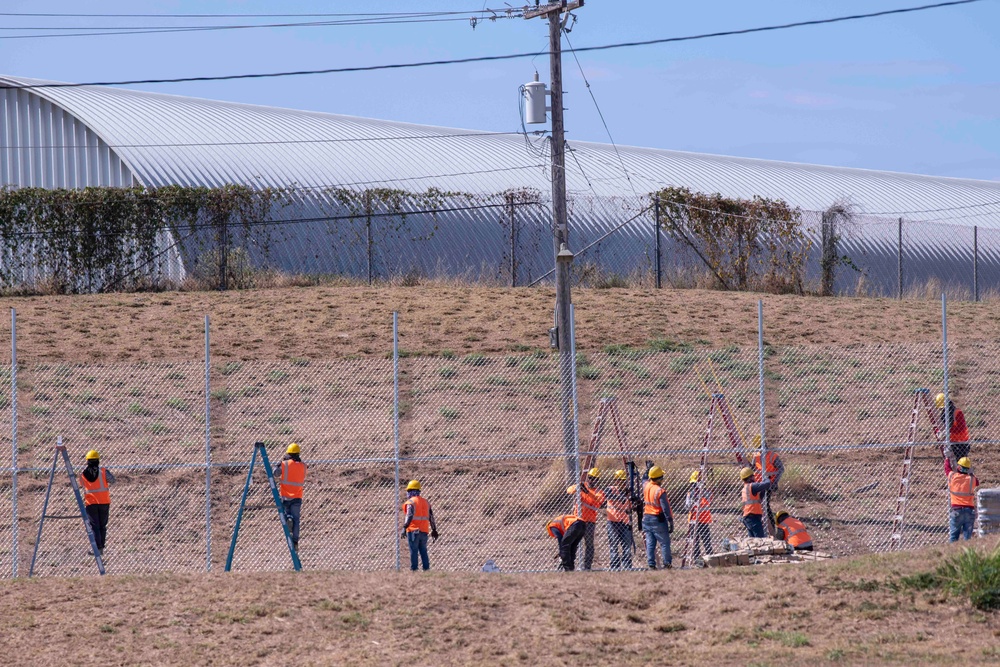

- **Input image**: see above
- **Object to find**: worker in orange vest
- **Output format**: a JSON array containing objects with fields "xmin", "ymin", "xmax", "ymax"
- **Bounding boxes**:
[
  {"xmin": 684, "ymin": 470, "xmax": 713, "ymax": 562},
  {"xmin": 774, "ymin": 510, "xmax": 813, "ymax": 551},
  {"xmin": 604, "ymin": 469, "xmax": 634, "ymax": 570},
  {"xmin": 274, "ymin": 443, "xmax": 307, "ymax": 551},
  {"xmin": 80, "ymin": 449, "xmax": 115, "ymax": 557},
  {"xmin": 566, "ymin": 467, "xmax": 606, "ymax": 571},
  {"xmin": 401, "ymin": 479, "xmax": 438, "ymax": 571},
  {"xmin": 642, "ymin": 465, "xmax": 674, "ymax": 569},
  {"xmin": 546, "ymin": 513, "xmax": 585, "ymax": 571},
  {"xmin": 740, "ymin": 467, "xmax": 772, "ymax": 538},
  {"xmin": 945, "ymin": 456, "xmax": 979, "ymax": 542},
  {"xmin": 936, "ymin": 393, "xmax": 971, "ymax": 461},
  {"xmin": 750, "ymin": 435, "xmax": 783, "ymax": 533}
]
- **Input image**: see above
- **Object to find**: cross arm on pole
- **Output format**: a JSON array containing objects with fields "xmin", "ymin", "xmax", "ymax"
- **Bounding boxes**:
[{"xmin": 523, "ymin": 1, "xmax": 582, "ymax": 19}]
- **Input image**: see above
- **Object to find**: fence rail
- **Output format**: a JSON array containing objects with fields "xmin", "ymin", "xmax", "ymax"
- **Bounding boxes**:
[{"xmin": 0, "ymin": 299, "xmax": 995, "ymax": 577}]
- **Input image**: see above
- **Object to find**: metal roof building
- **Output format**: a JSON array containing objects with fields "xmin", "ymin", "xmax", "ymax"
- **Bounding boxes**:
[{"xmin": 2, "ymin": 73, "xmax": 1000, "ymax": 293}]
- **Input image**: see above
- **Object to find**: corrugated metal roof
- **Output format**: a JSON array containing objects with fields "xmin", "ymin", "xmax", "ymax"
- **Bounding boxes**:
[{"xmin": 3, "ymin": 73, "xmax": 999, "ymax": 226}]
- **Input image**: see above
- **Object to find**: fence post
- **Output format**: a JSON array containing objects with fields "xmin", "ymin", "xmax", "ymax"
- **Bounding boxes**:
[
  {"xmin": 392, "ymin": 312, "xmax": 401, "ymax": 571},
  {"xmin": 10, "ymin": 308, "xmax": 17, "ymax": 578},
  {"xmin": 973, "ymin": 225, "xmax": 979, "ymax": 302},
  {"xmin": 654, "ymin": 198, "xmax": 662, "ymax": 289},
  {"xmin": 757, "ymin": 300, "xmax": 766, "ymax": 450},
  {"xmin": 942, "ymin": 294, "xmax": 951, "ymax": 458},
  {"xmin": 569, "ymin": 304, "xmax": 581, "ymax": 517},
  {"xmin": 508, "ymin": 194, "xmax": 517, "ymax": 288},
  {"xmin": 204, "ymin": 315, "xmax": 212, "ymax": 571},
  {"xmin": 218, "ymin": 218, "xmax": 228, "ymax": 291},
  {"xmin": 366, "ymin": 193, "xmax": 374, "ymax": 285},
  {"xmin": 897, "ymin": 218, "xmax": 903, "ymax": 300}
]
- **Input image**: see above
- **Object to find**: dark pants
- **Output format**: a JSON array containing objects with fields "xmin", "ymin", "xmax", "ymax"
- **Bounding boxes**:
[
  {"xmin": 582, "ymin": 521, "xmax": 596, "ymax": 570},
  {"xmin": 559, "ymin": 520, "xmax": 587, "ymax": 571},
  {"xmin": 607, "ymin": 521, "xmax": 633, "ymax": 570},
  {"xmin": 282, "ymin": 498, "xmax": 302, "ymax": 546},
  {"xmin": 407, "ymin": 531, "xmax": 430, "ymax": 570},
  {"xmin": 743, "ymin": 514, "xmax": 766, "ymax": 538},
  {"xmin": 949, "ymin": 442, "xmax": 970, "ymax": 460},
  {"xmin": 691, "ymin": 523, "xmax": 712, "ymax": 561},
  {"xmin": 86, "ymin": 503, "xmax": 110, "ymax": 551}
]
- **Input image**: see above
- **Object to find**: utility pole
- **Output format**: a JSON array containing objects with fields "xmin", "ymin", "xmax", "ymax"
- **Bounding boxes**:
[{"xmin": 525, "ymin": 0, "xmax": 582, "ymax": 474}]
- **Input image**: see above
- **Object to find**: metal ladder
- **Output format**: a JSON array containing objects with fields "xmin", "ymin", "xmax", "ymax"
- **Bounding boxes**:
[
  {"xmin": 29, "ymin": 436, "xmax": 106, "ymax": 577},
  {"xmin": 890, "ymin": 389, "xmax": 943, "ymax": 551}
]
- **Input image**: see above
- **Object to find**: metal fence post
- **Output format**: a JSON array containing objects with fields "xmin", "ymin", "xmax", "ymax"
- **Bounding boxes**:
[
  {"xmin": 942, "ymin": 294, "xmax": 950, "ymax": 456},
  {"xmin": 10, "ymin": 308, "xmax": 17, "ymax": 578},
  {"xmin": 204, "ymin": 315, "xmax": 212, "ymax": 571},
  {"xmin": 654, "ymin": 198, "xmax": 662, "ymax": 289},
  {"xmin": 757, "ymin": 300, "xmax": 766, "ymax": 450},
  {"xmin": 973, "ymin": 225, "xmax": 979, "ymax": 302},
  {"xmin": 508, "ymin": 194, "xmax": 517, "ymax": 288},
  {"xmin": 897, "ymin": 218, "xmax": 903, "ymax": 300},
  {"xmin": 569, "ymin": 304, "xmax": 581, "ymax": 517},
  {"xmin": 392, "ymin": 312, "xmax": 401, "ymax": 571}
]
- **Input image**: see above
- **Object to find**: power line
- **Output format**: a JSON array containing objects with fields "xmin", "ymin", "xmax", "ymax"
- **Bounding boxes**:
[
  {"xmin": 0, "ymin": 10, "xmax": 497, "ymax": 19},
  {"xmin": 0, "ymin": 0, "xmax": 984, "ymax": 90}
]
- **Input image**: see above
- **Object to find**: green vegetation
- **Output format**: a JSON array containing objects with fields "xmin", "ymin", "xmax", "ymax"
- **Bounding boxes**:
[
  {"xmin": 439, "ymin": 406, "xmax": 459, "ymax": 420},
  {"xmin": 219, "ymin": 361, "xmax": 243, "ymax": 376},
  {"xmin": 439, "ymin": 365, "xmax": 458, "ymax": 379},
  {"xmin": 462, "ymin": 353, "xmax": 488, "ymax": 367},
  {"xmin": 898, "ymin": 545, "xmax": 1000, "ymax": 611}
]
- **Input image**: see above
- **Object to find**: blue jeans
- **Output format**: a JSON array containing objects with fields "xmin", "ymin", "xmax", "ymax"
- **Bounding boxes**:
[
  {"xmin": 642, "ymin": 515, "xmax": 671, "ymax": 568},
  {"xmin": 407, "ymin": 531, "xmax": 430, "ymax": 570},
  {"xmin": 281, "ymin": 498, "xmax": 301, "ymax": 545},
  {"xmin": 607, "ymin": 521, "xmax": 633, "ymax": 570},
  {"xmin": 949, "ymin": 507, "xmax": 975, "ymax": 542},
  {"xmin": 743, "ymin": 514, "xmax": 766, "ymax": 538}
]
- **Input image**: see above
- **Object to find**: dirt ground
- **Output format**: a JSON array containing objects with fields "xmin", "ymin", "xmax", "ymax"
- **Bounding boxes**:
[
  {"xmin": 1, "ymin": 538, "xmax": 998, "ymax": 666},
  {"xmin": 1, "ymin": 286, "xmax": 993, "ymax": 362}
]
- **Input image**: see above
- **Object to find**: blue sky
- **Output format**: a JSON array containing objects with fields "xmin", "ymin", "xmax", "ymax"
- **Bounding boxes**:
[{"xmin": 2, "ymin": 1, "xmax": 998, "ymax": 179}]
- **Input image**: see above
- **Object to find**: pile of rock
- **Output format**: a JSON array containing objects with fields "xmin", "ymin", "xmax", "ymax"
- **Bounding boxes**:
[{"xmin": 704, "ymin": 537, "xmax": 833, "ymax": 567}]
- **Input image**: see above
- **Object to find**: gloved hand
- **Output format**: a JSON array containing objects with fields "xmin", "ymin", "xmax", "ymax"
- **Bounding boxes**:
[
  {"xmin": 656, "ymin": 513, "xmax": 666, "ymax": 524},
  {"xmin": 400, "ymin": 531, "xmax": 406, "ymax": 540},
  {"xmin": 667, "ymin": 520, "xmax": 674, "ymax": 534},
  {"xmin": 431, "ymin": 529, "xmax": 439, "ymax": 541}
]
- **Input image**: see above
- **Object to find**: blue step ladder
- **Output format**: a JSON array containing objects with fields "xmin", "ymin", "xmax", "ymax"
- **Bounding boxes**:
[
  {"xmin": 225, "ymin": 441, "xmax": 302, "ymax": 572},
  {"xmin": 29, "ymin": 436, "xmax": 106, "ymax": 576}
]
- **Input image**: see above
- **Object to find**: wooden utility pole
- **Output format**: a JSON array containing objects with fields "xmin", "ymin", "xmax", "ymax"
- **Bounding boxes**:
[{"xmin": 524, "ymin": 1, "xmax": 582, "ymax": 473}]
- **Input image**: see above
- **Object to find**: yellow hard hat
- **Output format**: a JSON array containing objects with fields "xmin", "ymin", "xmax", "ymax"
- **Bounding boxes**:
[
  {"xmin": 85, "ymin": 449, "xmax": 100, "ymax": 460},
  {"xmin": 648, "ymin": 466, "xmax": 664, "ymax": 480},
  {"xmin": 689, "ymin": 470, "xmax": 700, "ymax": 484},
  {"xmin": 406, "ymin": 479, "xmax": 421, "ymax": 491},
  {"xmin": 613, "ymin": 469, "xmax": 627, "ymax": 481},
  {"xmin": 587, "ymin": 467, "xmax": 600, "ymax": 479},
  {"xmin": 750, "ymin": 435, "xmax": 762, "ymax": 449},
  {"xmin": 775, "ymin": 510, "xmax": 789, "ymax": 522},
  {"xmin": 957, "ymin": 457, "xmax": 972, "ymax": 469},
  {"xmin": 286, "ymin": 443, "xmax": 301, "ymax": 454},
  {"xmin": 740, "ymin": 467, "xmax": 754, "ymax": 481},
  {"xmin": 935, "ymin": 393, "xmax": 946, "ymax": 409}
]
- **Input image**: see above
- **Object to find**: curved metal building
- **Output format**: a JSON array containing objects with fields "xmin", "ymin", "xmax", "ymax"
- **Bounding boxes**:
[{"xmin": 2, "ymin": 73, "xmax": 1000, "ymax": 293}]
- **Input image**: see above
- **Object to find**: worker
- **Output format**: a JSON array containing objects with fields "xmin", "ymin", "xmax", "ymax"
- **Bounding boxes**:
[
  {"xmin": 604, "ymin": 469, "xmax": 634, "ymax": 570},
  {"xmin": 774, "ymin": 510, "xmax": 813, "ymax": 551},
  {"xmin": 750, "ymin": 435, "xmax": 783, "ymax": 533},
  {"xmin": 936, "ymin": 393, "xmax": 971, "ymax": 461},
  {"xmin": 740, "ymin": 467, "xmax": 772, "ymax": 538},
  {"xmin": 400, "ymin": 479, "xmax": 439, "ymax": 570},
  {"xmin": 684, "ymin": 470, "xmax": 713, "ymax": 562},
  {"xmin": 642, "ymin": 465, "xmax": 674, "ymax": 569},
  {"xmin": 80, "ymin": 449, "xmax": 115, "ymax": 557},
  {"xmin": 945, "ymin": 456, "xmax": 980, "ymax": 542},
  {"xmin": 547, "ymin": 513, "xmax": 585, "ymax": 571},
  {"xmin": 566, "ymin": 467, "xmax": 606, "ymax": 571},
  {"xmin": 274, "ymin": 443, "xmax": 307, "ymax": 551}
]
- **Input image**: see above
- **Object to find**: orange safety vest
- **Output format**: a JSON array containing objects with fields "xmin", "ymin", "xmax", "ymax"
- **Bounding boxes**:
[
  {"xmin": 950, "ymin": 411, "xmax": 970, "ymax": 443},
  {"xmin": 687, "ymin": 488, "xmax": 712, "ymax": 524},
  {"xmin": 752, "ymin": 452, "xmax": 779, "ymax": 483},
  {"xmin": 80, "ymin": 468, "xmax": 110, "ymax": 506},
  {"xmin": 948, "ymin": 471, "xmax": 977, "ymax": 508},
  {"xmin": 546, "ymin": 514, "xmax": 579, "ymax": 539},
  {"xmin": 279, "ymin": 460, "xmax": 306, "ymax": 499},
  {"xmin": 777, "ymin": 516, "xmax": 812, "ymax": 548},
  {"xmin": 404, "ymin": 495, "xmax": 431, "ymax": 533},
  {"xmin": 606, "ymin": 490, "xmax": 632, "ymax": 524},
  {"xmin": 578, "ymin": 486, "xmax": 605, "ymax": 523},
  {"xmin": 742, "ymin": 483, "xmax": 763, "ymax": 517},
  {"xmin": 643, "ymin": 481, "xmax": 666, "ymax": 516}
]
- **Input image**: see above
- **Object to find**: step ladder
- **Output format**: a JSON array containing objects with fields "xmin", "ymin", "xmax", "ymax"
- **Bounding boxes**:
[
  {"xmin": 29, "ymin": 436, "xmax": 106, "ymax": 577},
  {"xmin": 890, "ymin": 389, "xmax": 944, "ymax": 551},
  {"xmin": 226, "ymin": 442, "xmax": 302, "ymax": 572}
]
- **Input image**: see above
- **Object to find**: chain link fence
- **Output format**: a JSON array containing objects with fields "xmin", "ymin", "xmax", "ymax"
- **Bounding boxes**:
[{"xmin": 1, "ymin": 303, "xmax": 996, "ymax": 577}]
